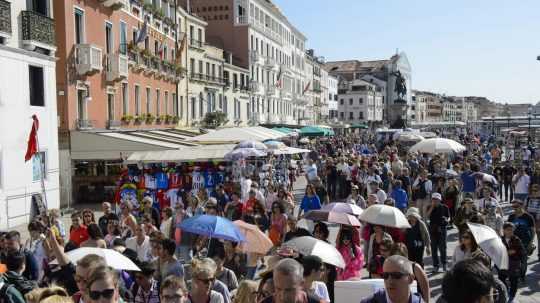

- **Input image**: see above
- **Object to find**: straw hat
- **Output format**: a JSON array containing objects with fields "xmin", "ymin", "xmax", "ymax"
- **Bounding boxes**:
[{"xmin": 405, "ymin": 207, "xmax": 421, "ymax": 220}]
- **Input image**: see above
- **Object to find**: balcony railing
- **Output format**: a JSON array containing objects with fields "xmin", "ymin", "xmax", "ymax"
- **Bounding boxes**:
[
  {"xmin": 21, "ymin": 10, "xmax": 55, "ymax": 50},
  {"xmin": 106, "ymin": 53, "xmax": 128, "ymax": 82},
  {"xmin": 189, "ymin": 39, "xmax": 203, "ymax": 49},
  {"xmin": 236, "ymin": 16, "xmax": 248, "ymax": 24},
  {"xmin": 75, "ymin": 44, "xmax": 103, "ymax": 75},
  {"xmin": 250, "ymin": 50, "xmax": 263, "ymax": 64},
  {"xmin": 0, "ymin": 0, "xmax": 11, "ymax": 39},
  {"xmin": 75, "ymin": 119, "xmax": 95, "ymax": 130},
  {"xmin": 100, "ymin": 0, "xmax": 127, "ymax": 10}
]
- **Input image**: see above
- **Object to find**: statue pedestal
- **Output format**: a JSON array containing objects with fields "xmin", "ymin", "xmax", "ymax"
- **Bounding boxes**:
[{"xmin": 387, "ymin": 102, "xmax": 408, "ymax": 128}]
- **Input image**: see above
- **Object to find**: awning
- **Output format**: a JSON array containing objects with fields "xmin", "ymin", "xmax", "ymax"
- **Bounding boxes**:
[
  {"xmin": 126, "ymin": 144, "xmax": 236, "ymax": 163},
  {"xmin": 70, "ymin": 129, "xmax": 198, "ymax": 160},
  {"xmin": 299, "ymin": 126, "xmax": 335, "ymax": 137},
  {"xmin": 189, "ymin": 127, "xmax": 286, "ymax": 143},
  {"xmin": 350, "ymin": 123, "xmax": 369, "ymax": 129}
]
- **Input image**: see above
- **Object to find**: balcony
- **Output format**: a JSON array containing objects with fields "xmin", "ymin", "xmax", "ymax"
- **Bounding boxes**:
[
  {"xmin": 106, "ymin": 53, "xmax": 128, "ymax": 82},
  {"xmin": 100, "ymin": 0, "xmax": 127, "ymax": 10},
  {"xmin": 267, "ymin": 86, "xmax": 276, "ymax": 96},
  {"xmin": 0, "ymin": 0, "xmax": 11, "ymax": 41},
  {"xmin": 75, "ymin": 119, "xmax": 94, "ymax": 130},
  {"xmin": 250, "ymin": 81, "xmax": 263, "ymax": 94},
  {"xmin": 250, "ymin": 50, "xmax": 264, "ymax": 65},
  {"xmin": 265, "ymin": 57, "xmax": 278, "ymax": 70},
  {"xmin": 75, "ymin": 44, "xmax": 103, "ymax": 75},
  {"xmin": 189, "ymin": 39, "xmax": 204, "ymax": 50},
  {"xmin": 236, "ymin": 16, "xmax": 248, "ymax": 25},
  {"xmin": 106, "ymin": 120, "xmax": 121, "ymax": 129},
  {"xmin": 21, "ymin": 10, "xmax": 56, "ymax": 52}
]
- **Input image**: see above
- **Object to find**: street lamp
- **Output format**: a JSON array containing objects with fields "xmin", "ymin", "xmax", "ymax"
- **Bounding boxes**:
[
  {"xmin": 528, "ymin": 105, "xmax": 532, "ymax": 144},
  {"xmin": 491, "ymin": 115, "xmax": 495, "ymax": 136}
]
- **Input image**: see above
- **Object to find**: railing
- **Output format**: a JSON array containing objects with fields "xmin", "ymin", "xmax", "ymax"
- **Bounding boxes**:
[
  {"xmin": 21, "ymin": 10, "xmax": 55, "ymax": 47},
  {"xmin": 100, "ymin": 0, "xmax": 127, "ymax": 10},
  {"xmin": 189, "ymin": 38, "xmax": 203, "ymax": 49},
  {"xmin": 75, "ymin": 119, "xmax": 94, "ymax": 130},
  {"xmin": 0, "ymin": 0, "xmax": 11, "ymax": 37},
  {"xmin": 75, "ymin": 44, "xmax": 103, "ymax": 75},
  {"xmin": 250, "ymin": 50, "xmax": 262, "ymax": 63},
  {"xmin": 236, "ymin": 16, "xmax": 248, "ymax": 24}
]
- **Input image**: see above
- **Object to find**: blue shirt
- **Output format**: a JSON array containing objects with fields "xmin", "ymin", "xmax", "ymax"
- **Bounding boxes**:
[
  {"xmin": 203, "ymin": 171, "xmax": 215, "ymax": 188},
  {"xmin": 301, "ymin": 195, "xmax": 322, "ymax": 213},
  {"xmin": 155, "ymin": 172, "xmax": 169, "ymax": 189},
  {"xmin": 391, "ymin": 188, "xmax": 409, "ymax": 209},
  {"xmin": 461, "ymin": 171, "xmax": 476, "ymax": 192}
]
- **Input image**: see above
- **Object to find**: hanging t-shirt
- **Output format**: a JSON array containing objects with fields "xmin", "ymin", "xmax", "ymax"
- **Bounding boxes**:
[
  {"xmin": 155, "ymin": 171, "xmax": 169, "ymax": 189},
  {"xmin": 168, "ymin": 171, "xmax": 183, "ymax": 188},
  {"xmin": 183, "ymin": 173, "xmax": 192, "ymax": 191},
  {"xmin": 145, "ymin": 174, "xmax": 157, "ymax": 189},
  {"xmin": 192, "ymin": 172, "xmax": 205, "ymax": 192},
  {"xmin": 156, "ymin": 189, "xmax": 170, "ymax": 210},
  {"xmin": 215, "ymin": 171, "xmax": 225, "ymax": 185},
  {"xmin": 204, "ymin": 171, "xmax": 215, "ymax": 189},
  {"xmin": 166, "ymin": 188, "xmax": 182, "ymax": 209}
]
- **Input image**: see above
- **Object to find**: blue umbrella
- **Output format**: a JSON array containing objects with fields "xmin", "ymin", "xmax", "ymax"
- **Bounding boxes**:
[{"xmin": 177, "ymin": 215, "xmax": 246, "ymax": 242}]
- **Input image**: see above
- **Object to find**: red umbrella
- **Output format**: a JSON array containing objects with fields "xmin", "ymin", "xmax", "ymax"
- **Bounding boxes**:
[{"xmin": 304, "ymin": 210, "xmax": 361, "ymax": 227}]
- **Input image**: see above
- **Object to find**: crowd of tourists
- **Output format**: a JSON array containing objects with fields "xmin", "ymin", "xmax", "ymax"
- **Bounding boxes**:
[{"xmin": 0, "ymin": 132, "xmax": 538, "ymax": 303}]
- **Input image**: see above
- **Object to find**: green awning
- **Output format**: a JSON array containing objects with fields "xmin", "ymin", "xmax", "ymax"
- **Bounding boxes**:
[
  {"xmin": 299, "ymin": 126, "xmax": 335, "ymax": 137},
  {"xmin": 273, "ymin": 127, "xmax": 295, "ymax": 134},
  {"xmin": 350, "ymin": 123, "xmax": 369, "ymax": 129}
]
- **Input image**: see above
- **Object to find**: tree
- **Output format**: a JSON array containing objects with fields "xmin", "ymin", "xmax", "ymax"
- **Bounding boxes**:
[{"xmin": 202, "ymin": 111, "xmax": 229, "ymax": 128}]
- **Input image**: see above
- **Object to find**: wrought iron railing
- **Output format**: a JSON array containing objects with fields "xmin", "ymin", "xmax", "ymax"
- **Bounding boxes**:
[
  {"xmin": 21, "ymin": 10, "xmax": 55, "ymax": 46},
  {"xmin": 0, "ymin": 0, "xmax": 11, "ymax": 36}
]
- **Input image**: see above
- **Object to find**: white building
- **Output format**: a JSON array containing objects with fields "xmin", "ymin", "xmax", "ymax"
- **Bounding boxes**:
[
  {"xmin": 327, "ymin": 75, "xmax": 338, "ymax": 120},
  {"xmin": 0, "ymin": 0, "xmax": 60, "ymax": 228},
  {"xmin": 337, "ymin": 79, "xmax": 384, "ymax": 126}
]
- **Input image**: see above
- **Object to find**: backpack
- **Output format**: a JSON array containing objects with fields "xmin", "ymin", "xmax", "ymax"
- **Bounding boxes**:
[
  {"xmin": 415, "ymin": 180, "xmax": 428, "ymax": 199},
  {"xmin": 0, "ymin": 281, "xmax": 25, "ymax": 303}
]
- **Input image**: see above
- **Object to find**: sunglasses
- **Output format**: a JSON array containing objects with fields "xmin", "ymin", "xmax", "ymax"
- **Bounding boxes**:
[
  {"xmin": 382, "ymin": 272, "xmax": 407, "ymax": 280},
  {"xmin": 89, "ymin": 289, "xmax": 115, "ymax": 300},
  {"xmin": 196, "ymin": 277, "xmax": 215, "ymax": 285}
]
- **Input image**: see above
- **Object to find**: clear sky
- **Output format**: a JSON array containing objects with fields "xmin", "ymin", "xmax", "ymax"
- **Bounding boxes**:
[{"xmin": 272, "ymin": 0, "xmax": 540, "ymax": 105}]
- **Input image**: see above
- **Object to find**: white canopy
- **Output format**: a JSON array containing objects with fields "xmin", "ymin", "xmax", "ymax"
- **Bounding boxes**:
[
  {"xmin": 126, "ymin": 144, "xmax": 236, "ymax": 163},
  {"xmin": 189, "ymin": 127, "xmax": 286, "ymax": 143}
]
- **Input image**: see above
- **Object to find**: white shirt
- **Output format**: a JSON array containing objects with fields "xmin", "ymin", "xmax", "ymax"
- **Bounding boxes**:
[
  {"xmin": 126, "ymin": 236, "xmax": 151, "ymax": 262},
  {"xmin": 513, "ymin": 174, "xmax": 530, "ymax": 194},
  {"xmin": 192, "ymin": 172, "xmax": 205, "ymax": 192},
  {"xmin": 310, "ymin": 281, "xmax": 330, "ymax": 302},
  {"xmin": 523, "ymin": 149, "xmax": 531, "ymax": 161},
  {"xmin": 306, "ymin": 164, "xmax": 318, "ymax": 181},
  {"xmin": 474, "ymin": 197, "xmax": 499, "ymax": 212},
  {"xmin": 375, "ymin": 189, "xmax": 388, "ymax": 205},
  {"xmin": 166, "ymin": 188, "xmax": 181, "ymax": 209}
]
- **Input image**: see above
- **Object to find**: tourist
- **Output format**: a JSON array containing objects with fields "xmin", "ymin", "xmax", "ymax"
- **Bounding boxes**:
[
  {"xmin": 313, "ymin": 222, "xmax": 330, "ymax": 243},
  {"xmin": 120, "ymin": 201, "xmax": 137, "ymax": 239},
  {"xmin": 269, "ymin": 202, "xmax": 287, "ymax": 246},
  {"xmin": 86, "ymin": 266, "xmax": 121, "ymax": 303},
  {"xmin": 80, "ymin": 223, "xmax": 107, "ymax": 248},
  {"xmin": 298, "ymin": 184, "xmax": 322, "ymax": 220},
  {"xmin": 405, "ymin": 208, "xmax": 431, "ymax": 267},
  {"xmin": 155, "ymin": 238, "xmax": 184, "ymax": 282},
  {"xmin": 224, "ymin": 192, "xmax": 244, "ymax": 221},
  {"xmin": 210, "ymin": 244, "xmax": 238, "ymax": 292},
  {"xmin": 337, "ymin": 229, "xmax": 364, "ymax": 280},
  {"xmin": 98, "ymin": 202, "xmax": 118, "ymax": 236},
  {"xmin": 526, "ymin": 183, "xmax": 540, "ymax": 258},
  {"xmin": 441, "ymin": 259, "xmax": 496, "ymax": 303},
  {"xmin": 2, "ymin": 251, "xmax": 38, "ymax": 295},
  {"xmin": 160, "ymin": 207, "xmax": 174, "ymax": 238},
  {"xmin": 451, "ymin": 229, "xmax": 485, "ymax": 266},
  {"xmin": 189, "ymin": 258, "xmax": 225, "ymax": 303},
  {"xmin": 232, "ymin": 280, "xmax": 258, "ymax": 303},
  {"xmin": 24, "ymin": 220, "xmax": 47, "ymax": 281},
  {"xmin": 413, "ymin": 170, "xmax": 433, "ymax": 219},
  {"xmin": 131, "ymin": 261, "xmax": 160, "ymax": 303},
  {"xmin": 69, "ymin": 212, "xmax": 89, "ymax": 248},
  {"xmin": 125, "ymin": 224, "xmax": 151, "ymax": 262},
  {"xmin": 302, "ymin": 256, "xmax": 330, "ymax": 303},
  {"xmin": 361, "ymin": 255, "xmax": 423, "ymax": 303},
  {"xmin": 82, "ymin": 209, "xmax": 95, "ymax": 227},
  {"xmin": 391, "ymin": 180, "xmax": 409, "ymax": 212},
  {"xmin": 499, "ymin": 222, "xmax": 525, "ymax": 301},
  {"xmin": 367, "ymin": 225, "xmax": 393, "ymax": 268},
  {"xmin": 513, "ymin": 167, "xmax": 530, "ymax": 202},
  {"xmin": 453, "ymin": 198, "xmax": 479, "ymax": 235},
  {"xmin": 104, "ymin": 219, "xmax": 122, "ymax": 248},
  {"xmin": 507, "ymin": 199, "xmax": 535, "ymax": 280},
  {"xmin": 427, "ymin": 193, "xmax": 450, "ymax": 272},
  {"xmin": 2, "ymin": 231, "xmax": 39, "ymax": 281},
  {"xmin": 159, "ymin": 276, "xmax": 188, "ymax": 303}
]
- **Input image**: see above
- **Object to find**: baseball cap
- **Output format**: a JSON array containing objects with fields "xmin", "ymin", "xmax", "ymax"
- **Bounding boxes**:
[{"xmin": 431, "ymin": 193, "xmax": 442, "ymax": 200}]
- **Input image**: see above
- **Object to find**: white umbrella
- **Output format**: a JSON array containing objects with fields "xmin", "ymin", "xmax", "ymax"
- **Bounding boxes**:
[
  {"xmin": 224, "ymin": 148, "xmax": 266, "ymax": 160},
  {"xmin": 467, "ymin": 223, "xmax": 509, "ymax": 270},
  {"xmin": 472, "ymin": 172, "xmax": 499, "ymax": 185},
  {"xmin": 359, "ymin": 204, "xmax": 411, "ymax": 228},
  {"xmin": 397, "ymin": 133, "xmax": 424, "ymax": 142},
  {"xmin": 51, "ymin": 247, "xmax": 140, "ymax": 271},
  {"xmin": 235, "ymin": 140, "xmax": 268, "ymax": 151},
  {"xmin": 409, "ymin": 138, "xmax": 466, "ymax": 154},
  {"xmin": 284, "ymin": 236, "xmax": 345, "ymax": 268},
  {"xmin": 322, "ymin": 202, "xmax": 363, "ymax": 216}
]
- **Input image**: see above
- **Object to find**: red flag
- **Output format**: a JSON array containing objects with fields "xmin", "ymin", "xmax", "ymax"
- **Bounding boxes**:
[{"xmin": 24, "ymin": 115, "xmax": 39, "ymax": 162}]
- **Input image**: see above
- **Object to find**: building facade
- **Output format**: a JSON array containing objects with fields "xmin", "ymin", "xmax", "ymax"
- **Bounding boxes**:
[
  {"xmin": 0, "ymin": 0, "xmax": 60, "ymax": 228},
  {"xmin": 442, "ymin": 97, "xmax": 459, "ymax": 122},
  {"xmin": 337, "ymin": 79, "xmax": 384, "ymax": 126},
  {"xmin": 183, "ymin": 0, "xmax": 310, "ymax": 125},
  {"xmin": 327, "ymin": 74, "xmax": 338, "ymax": 120}
]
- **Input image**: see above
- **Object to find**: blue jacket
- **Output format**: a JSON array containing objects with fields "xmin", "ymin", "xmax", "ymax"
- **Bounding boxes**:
[
  {"xmin": 360, "ymin": 289, "xmax": 423, "ymax": 303},
  {"xmin": 391, "ymin": 188, "xmax": 409, "ymax": 209}
]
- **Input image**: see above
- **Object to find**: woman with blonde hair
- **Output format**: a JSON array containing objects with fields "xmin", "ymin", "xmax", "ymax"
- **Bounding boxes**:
[
  {"xmin": 232, "ymin": 280, "xmax": 258, "ymax": 303},
  {"xmin": 81, "ymin": 209, "xmax": 95, "ymax": 226},
  {"xmin": 190, "ymin": 258, "xmax": 224, "ymax": 303}
]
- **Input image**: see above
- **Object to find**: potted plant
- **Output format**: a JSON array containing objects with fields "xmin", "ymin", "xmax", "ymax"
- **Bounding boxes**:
[
  {"xmin": 156, "ymin": 114, "xmax": 166, "ymax": 122},
  {"xmin": 127, "ymin": 41, "xmax": 139, "ymax": 53},
  {"xmin": 164, "ymin": 17, "xmax": 174, "ymax": 26},
  {"xmin": 164, "ymin": 114, "xmax": 173, "ymax": 123},
  {"xmin": 121, "ymin": 115, "xmax": 134, "ymax": 123},
  {"xmin": 172, "ymin": 116, "xmax": 180, "ymax": 123},
  {"xmin": 154, "ymin": 9, "xmax": 165, "ymax": 20},
  {"xmin": 134, "ymin": 115, "xmax": 143, "ymax": 123},
  {"xmin": 143, "ymin": 3, "xmax": 154, "ymax": 13},
  {"xmin": 145, "ymin": 113, "xmax": 155, "ymax": 123},
  {"xmin": 141, "ymin": 48, "xmax": 152, "ymax": 58}
]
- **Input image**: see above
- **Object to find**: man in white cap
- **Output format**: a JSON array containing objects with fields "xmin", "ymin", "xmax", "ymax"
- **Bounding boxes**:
[{"xmin": 426, "ymin": 192, "xmax": 450, "ymax": 273}]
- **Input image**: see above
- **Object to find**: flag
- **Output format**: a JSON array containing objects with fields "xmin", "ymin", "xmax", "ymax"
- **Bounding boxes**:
[
  {"xmin": 275, "ymin": 67, "xmax": 282, "ymax": 88},
  {"xmin": 25, "ymin": 115, "xmax": 39, "ymax": 162},
  {"xmin": 302, "ymin": 81, "xmax": 311, "ymax": 96},
  {"xmin": 135, "ymin": 21, "xmax": 148, "ymax": 45},
  {"xmin": 157, "ymin": 40, "xmax": 165, "ymax": 59}
]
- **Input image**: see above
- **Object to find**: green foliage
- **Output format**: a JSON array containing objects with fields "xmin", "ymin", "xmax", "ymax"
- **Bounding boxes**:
[{"xmin": 202, "ymin": 111, "xmax": 229, "ymax": 128}]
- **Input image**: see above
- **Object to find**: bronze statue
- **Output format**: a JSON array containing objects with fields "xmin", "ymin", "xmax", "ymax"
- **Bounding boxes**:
[{"xmin": 391, "ymin": 70, "xmax": 407, "ymax": 102}]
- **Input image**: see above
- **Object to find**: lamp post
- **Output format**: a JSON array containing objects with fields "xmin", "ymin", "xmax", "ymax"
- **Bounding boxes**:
[{"xmin": 491, "ymin": 115, "xmax": 495, "ymax": 136}]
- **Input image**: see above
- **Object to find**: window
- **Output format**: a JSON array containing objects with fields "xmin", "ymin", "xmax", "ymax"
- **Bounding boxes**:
[
  {"xmin": 359, "ymin": 98, "xmax": 363, "ymax": 104},
  {"xmin": 340, "ymin": 112, "xmax": 344, "ymax": 119},
  {"xmin": 179, "ymin": 95, "xmax": 183, "ymax": 118},
  {"xmin": 197, "ymin": 28, "xmax": 203, "ymax": 42},
  {"xmin": 121, "ymin": 83, "xmax": 128, "ymax": 115},
  {"xmin": 32, "ymin": 151, "xmax": 47, "ymax": 182},
  {"xmin": 199, "ymin": 93, "xmax": 204, "ymax": 117},
  {"xmin": 146, "ymin": 87, "xmax": 151, "ymax": 113},
  {"xmin": 120, "ymin": 22, "xmax": 127, "ymax": 54},
  {"xmin": 77, "ymin": 89, "xmax": 86, "ymax": 120},
  {"xmin": 155, "ymin": 89, "xmax": 160, "ymax": 115},
  {"xmin": 359, "ymin": 112, "xmax": 364, "ymax": 119},
  {"xmin": 340, "ymin": 99, "xmax": 344, "ymax": 105},
  {"xmin": 223, "ymin": 96, "xmax": 227, "ymax": 114},
  {"xmin": 107, "ymin": 93, "xmax": 114, "ymax": 120},
  {"xmin": 191, "ymin": 97, "xmax": 196, "ymax": 119},
  {"xmin": 105, "ymin": 22, "xmax": 113, "ymax": 54},
  {"xmin": 190, "ymin": 58, "xmax": 195, "ymax": 75},
  {"xmin": 134, "ymin": 85, "xmax": 140, "ymax": 116},
  {"xmin": 29, "ymin": 66, "xmax": 45, "ymax": 106},
  {"xmin": 74, "ymin": 8, "xmax": 85, "ymax": 44},
  {"xmin": 206, "ymin": 62, "xmax": 210, "ymax": 77},
  {"xmin": 172, "ymin": 93, "xmax": 178, "ymax": 116},
  {"xmin": 349, "ymin": 98, "xmax": 353, "ymax": 106},
  {"xmin": 349, "ymin": 112, "xmax": 353, "ymax": 120}
]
